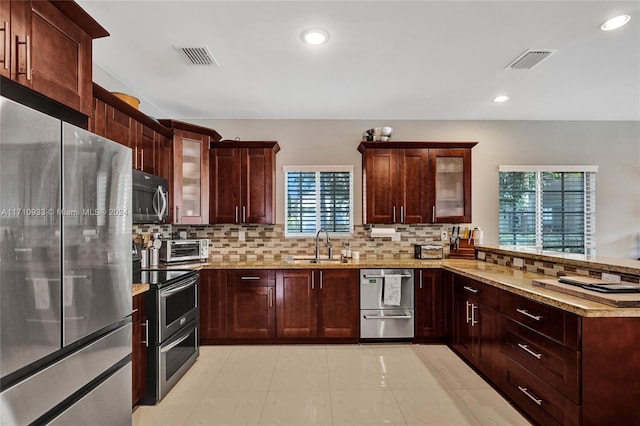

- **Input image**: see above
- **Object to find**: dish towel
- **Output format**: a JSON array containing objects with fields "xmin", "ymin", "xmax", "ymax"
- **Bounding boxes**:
[{"xmin": 383, "ymin": 275, "xmax": 402, "ymax": 306}]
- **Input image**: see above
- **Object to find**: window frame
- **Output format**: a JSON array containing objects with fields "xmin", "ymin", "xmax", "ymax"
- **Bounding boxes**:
[
  {"xmin": 283, "ymin": 165, "xmax": 355, "ymax": 238},
  {"xmin": 498, "ymin": 165, "xmax": 598, "ymax": 255}
]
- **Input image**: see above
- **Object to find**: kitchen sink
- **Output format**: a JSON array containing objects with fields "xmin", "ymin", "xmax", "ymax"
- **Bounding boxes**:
[{"xmin": 283, "ymin": 256, "xmax": 348, "ymax": 265}]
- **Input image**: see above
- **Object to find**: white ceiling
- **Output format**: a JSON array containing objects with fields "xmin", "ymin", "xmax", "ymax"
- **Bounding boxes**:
[{"xmin": 79, "ymin": 1, "xmax": 640, "ymax": 121}]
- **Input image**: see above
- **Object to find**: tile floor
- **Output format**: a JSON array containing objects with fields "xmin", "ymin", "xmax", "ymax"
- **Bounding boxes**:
[{"xmin": 133, "ymin": 344, "xmax": 531, "ymax": 426}]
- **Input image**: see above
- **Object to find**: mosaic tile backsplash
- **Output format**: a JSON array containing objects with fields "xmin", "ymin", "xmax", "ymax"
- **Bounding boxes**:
[
  {"xmin": 476, "ymin": 250, "xmax": 640, "ymax": 285},
  {"xmin": 132, "ymin": 224, "xmax": 450, "ymax": 261}
]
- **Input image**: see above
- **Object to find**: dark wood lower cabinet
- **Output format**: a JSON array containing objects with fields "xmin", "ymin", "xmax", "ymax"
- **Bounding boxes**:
[
  {"xmin": 316, "ymin": 269, "xmax": 359, "ymax": 339},
  {"xmin": 414, "ymin": 269, "xmax": 443, "ymax": 341},
  {"xmin": 199, "ymin": 270, "xmax": 227, "ymax": 341},
  {"xmin": 226, "ymin": 270, "xmax": 275, "ymax": 339},
  {"xmin": 132, "ymin": 292, "xmax": 148, "ymax": 407},
  {"xmin": 275, "ymin": 269, "xmax": 359, "ymax": 340}
]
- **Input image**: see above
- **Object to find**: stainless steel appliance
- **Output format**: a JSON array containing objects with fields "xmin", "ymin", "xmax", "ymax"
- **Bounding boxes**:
[
  {"xmin": 159, "ymin": 239, "xmax": 210, "ymax": 263},
  {"xmin": 360, "ymin": 269, "xmax": 415, "ymax": 339},
  {"xmin": 132, "ymin": 169, "xmax": 168, "ymax": 224},
  {"xmin": 134, "ymin": 268, "xmax": 199, "ymax": 404},
  {"xmin": 0, "ymin": 97, "xmax": 132, "ymax": 424},
  {"xmin": 414, "ymin": 244, "xmax": 444, "ymax": 259}
]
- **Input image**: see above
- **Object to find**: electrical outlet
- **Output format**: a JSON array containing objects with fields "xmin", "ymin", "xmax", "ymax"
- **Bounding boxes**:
[
  {"xmin": 601, "ymin": 272, "xmax": 621, "ymax": 283},
  {"xmin": 441, "ymin": 231, "xmax": 448, "ymax": 241},
  {"xmin": 512, "ymin": 257, "xmax": 524, "ymax": 267},
  {"xmin": 477, "ymin": 251, "xmax": 486, "ymax": 260},
  {"xmin": 238, "ymin": 230, "xmax": 245, "ymax": 242}
]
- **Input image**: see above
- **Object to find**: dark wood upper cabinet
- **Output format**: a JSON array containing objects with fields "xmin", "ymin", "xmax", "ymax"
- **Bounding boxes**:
[
  {"xmin": 358, "ymin": 141, "xmax": 476, "ymax": 224},
  {"xmin": 159, "ymin": 119, "xmax": 222, "ymax": 225},
  {"xmin": 428, "ymin": 148, "xmax": 472, "ymax": 223},
  {"xmin": 210, "ymin": 141, "xmax": 280, "ymax": 225},
  {"xmin": 89, "ymin": 84, "xmax": 172, "ymax": 177},
  {"xmin": 2, "ymin": 1, "xmax": 108, "ymax": 116}
]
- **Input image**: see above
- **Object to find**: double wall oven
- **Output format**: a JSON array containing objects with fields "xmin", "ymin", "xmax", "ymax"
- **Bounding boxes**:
[{"xmin": 134, "ymin": 265, "xmax": 199, "ymax": 404}]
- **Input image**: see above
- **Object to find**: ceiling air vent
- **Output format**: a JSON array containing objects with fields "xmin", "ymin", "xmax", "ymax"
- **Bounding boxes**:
[
  {"xmin": 506, "ymin": 49, "xmax": 556, "ymax": 70},
  {"xmin": 175, "ymin": 45, "xmax": 218, "ymax": 66}
]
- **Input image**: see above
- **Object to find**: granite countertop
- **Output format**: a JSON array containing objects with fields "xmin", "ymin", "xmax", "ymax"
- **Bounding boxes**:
[
  {"xmin": 132, "ymin": 256, "xmax": 640, "ymax": 318},
  {"xmin": 132, "ymin": 283, "xmax": 149, "ymax": 296}
]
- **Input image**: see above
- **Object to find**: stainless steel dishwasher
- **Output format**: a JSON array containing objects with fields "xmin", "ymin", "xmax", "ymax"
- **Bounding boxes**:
[{"xmin": 360, "ymin": 269, "xmax": 414, "ymax": 339}]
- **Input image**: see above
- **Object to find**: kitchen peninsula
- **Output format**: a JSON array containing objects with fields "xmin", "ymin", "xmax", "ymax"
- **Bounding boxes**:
[{"xmin": 138, "ymin": 245, "xmax": 640, "ymax": 425}]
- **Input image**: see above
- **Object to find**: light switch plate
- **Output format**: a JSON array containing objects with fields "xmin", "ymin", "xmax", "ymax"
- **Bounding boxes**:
[
  {"xmin": 512, "ymin": 257, "xmax": 524, "ymax": 267},
  {"xmin": 441, "ymin": 231, "xmax": 448, "ymax": 241},
  {"xmin": 238, "ymin": 230, "xmax": 245, "ymax": 242}
]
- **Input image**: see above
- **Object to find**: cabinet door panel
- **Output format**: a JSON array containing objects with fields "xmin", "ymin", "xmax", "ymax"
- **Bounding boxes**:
[
  {"xmin": 199, "ymin": 270, "xmax": 227, "ymax": 340},
  {"xmin": 363, "ymin": 149, "xmax": 396, "ymax": 224},
  {"xmin": 317, "ymin": 269, "xmax": 359, "ymax": 339},
  {"xmin": 105, "ymin": 104, "xmax": 134, "ymax": 148},
  {"xmin": 276, "ymin": 270, "xmax": 316, "ymax": 338},
  {"xmin": 244, "ymin": 148, "xmax": 274, "ymax": 224},
  {"xmin": 429, "ymin": 148, "xmax": 471, "ymax": 223},
  {"xmin": 399, "ymin": 149, "xmax": 429, "ymax": 224},
  {"xmin": 210, "ymin": 148, "xmax": 241, "ymax": 224},
  {"xmin": 0, "ymin": 1, "xmax": 10, "ymax": 79},
  {"xmin": 132, "ymin": 293, "xmax": 147, "ymax": 407},
  {"xmin": 137, "ymin": 123, "xmax": 156, "ymax": 174},
  {"xmin": 27, "ymin": 1, "xmax": 92, "ymax": 115},
  {"xmin": 415, "ymin": 269, "xmax": 443, "ymax": 338},
  {"xmin": 227, "ymin": 284, "xmax": 275, "ymax": 338},
  {"xmin": 173, "ymin": 130, "xmax": 209, "ymax": 224}
]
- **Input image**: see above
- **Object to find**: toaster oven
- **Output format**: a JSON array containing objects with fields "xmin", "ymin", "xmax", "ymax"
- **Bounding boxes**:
[
  {"xmin": 413, "ymin": 244, "xmax": 444, "ymax": 259},
  {"xmin": 159, "ymin": 239, "xmax": 210, "ymax": 263}
]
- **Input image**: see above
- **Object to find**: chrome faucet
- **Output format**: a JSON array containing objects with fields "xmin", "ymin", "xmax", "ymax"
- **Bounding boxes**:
[{"xmin": 315, "ymin": 228, "xmax": 332, "ymax": 263}]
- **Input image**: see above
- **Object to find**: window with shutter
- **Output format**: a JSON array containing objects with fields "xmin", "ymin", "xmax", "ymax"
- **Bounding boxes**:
[
  {"xmin": 284, "ymin": 166, "xmax": 354, "ymax": 237},
  {"xmin": 499, "ymin": 166, "xmax": 597, "ymax": 255}
]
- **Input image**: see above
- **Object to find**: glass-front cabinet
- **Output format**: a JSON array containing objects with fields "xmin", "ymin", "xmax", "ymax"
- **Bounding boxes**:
[
  {"xmin": 159, "ymin": 119, "xmax": 222, "ymax": 225},
  {"xmin": 429, "ymin": 148, "xmax": 472, "ymax": 223}
]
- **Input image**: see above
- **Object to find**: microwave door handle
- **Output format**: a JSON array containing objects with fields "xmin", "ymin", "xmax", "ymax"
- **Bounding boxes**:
[
  {"xmin": 157, "ymin": 186, "xmax": 168, "ymax": 220},
  {"xmin": 152, "ymin": 187, "xmax": 160, "ymax": 219}
]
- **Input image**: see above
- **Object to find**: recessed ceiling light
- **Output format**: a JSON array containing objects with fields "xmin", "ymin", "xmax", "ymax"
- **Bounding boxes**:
[
  {"xmin": 301, "ymin": 28, "xmax": 330, "ymax": 45},
  {"xmin": 600, "ymin": 15, "xmax": 631, "ymax": 31},
  {"xmin": 493, "ymin": 95, "xmax": 510, "ymax": 103}
]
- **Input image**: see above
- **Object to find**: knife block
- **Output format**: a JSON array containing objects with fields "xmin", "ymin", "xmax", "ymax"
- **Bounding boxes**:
[{"xmin": 448, "ymin": 239, "xmax": 475, "ymax": 259}]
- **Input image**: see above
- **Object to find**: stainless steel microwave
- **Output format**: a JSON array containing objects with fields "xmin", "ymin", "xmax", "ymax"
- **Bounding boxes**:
[
  {"xmin": 160, "ymin": 239, "xmax": 210, "ymax": 263},
  {"xmin": 132, "ymin": 170, "xmax": 169, "ymax": 223}
]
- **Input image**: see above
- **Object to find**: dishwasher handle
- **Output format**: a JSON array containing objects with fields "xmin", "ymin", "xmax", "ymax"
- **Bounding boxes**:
[{"xmin": 363, "ymin": 314, "xmax": 412, "ymax": 320}]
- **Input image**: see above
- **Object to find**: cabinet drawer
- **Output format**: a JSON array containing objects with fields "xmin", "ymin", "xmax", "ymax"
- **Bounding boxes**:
[
  {"xmin": 500, "ymin": 317, "xmax": 580, "ymax": 403},
  {"xmin": 455, "ymin": 275, "xmax": 500, "ymax": 310},
  {"xmin": 227, "ymin": 269, "xmax": 275, "ymax": 286},
  {"xmin": 500, "ymin": 291, "xmax": 580, "ymax": 349},
  {"xmin": 503, "ymin": 358, "xmax": 580, "ymax": 426}
]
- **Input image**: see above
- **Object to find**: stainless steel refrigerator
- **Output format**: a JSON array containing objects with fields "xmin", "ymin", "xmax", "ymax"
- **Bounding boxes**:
[{"xmin": 0, "ymin": 96, "xmax": 132, "ymax": 425}]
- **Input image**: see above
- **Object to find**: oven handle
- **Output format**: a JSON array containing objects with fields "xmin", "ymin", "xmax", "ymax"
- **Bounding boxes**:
[
  {"xmin": 160, "ymin": 328, "xmax": 193, "ymax": 353},
  {"xmin": 363, "ymin": 274, "xmax": 412, "ymax": 279},
  {"xmin": 160, "ymin": 277, "xmax": 197, "ymax": 297}
]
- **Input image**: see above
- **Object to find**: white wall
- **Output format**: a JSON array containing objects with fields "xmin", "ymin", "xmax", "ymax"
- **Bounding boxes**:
[
  {"xmin": 190, "ymin": 119, "xmax": 640, "ymax": 260},
  {"xmin": 93, "ymin": 65, "xmax": 640, "ymax": 259}
]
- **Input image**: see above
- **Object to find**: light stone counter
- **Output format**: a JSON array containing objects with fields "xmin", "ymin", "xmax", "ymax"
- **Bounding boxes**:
[
  {"xmin": 132, "ymin": 283, "xmax": 149, "ymax": 296},
  {"xmin": 153, "ymin": 256, "xmax": 640, "ymax": 318}
]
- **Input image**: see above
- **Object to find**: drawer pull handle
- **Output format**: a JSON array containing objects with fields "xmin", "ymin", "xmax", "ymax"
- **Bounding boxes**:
[
  {"xmin": 241, "ymin": 276, "xmax": 261, "ymax": 280},
  {"xmin": 518, "ymin": 386, "xmax": 543, "ymax": 406},
  {"xmin": 463, "ymin": 286, "xmax": 479, "ymax": 293},
  {"xmin": 517, "ymin": 343, "xmax": 542, "ymax": 359},
  {"xmin": 516, "ymin": 308, "xmax": 543, "ymax": 321}
]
